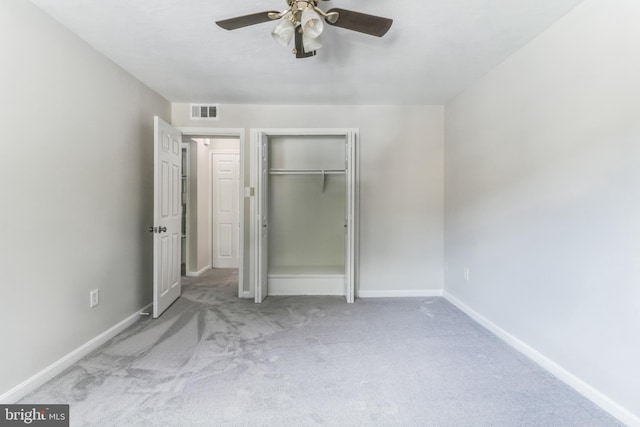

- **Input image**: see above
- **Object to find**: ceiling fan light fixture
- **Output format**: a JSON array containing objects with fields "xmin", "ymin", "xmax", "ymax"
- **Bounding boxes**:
[
  {"xmin": 271, "ymin": 17, "xmax": 295, "ymax": 46},
  {"xmin": 301, "ymin": 7, "xmax": 324, "ymax": 39},
  {"xmin": 303, "ymin": 32, "xmax": 322, "ymax": 52},
  {"xmin": 217, "ymin": 2, "xmax": 393, "ymax": 58}
]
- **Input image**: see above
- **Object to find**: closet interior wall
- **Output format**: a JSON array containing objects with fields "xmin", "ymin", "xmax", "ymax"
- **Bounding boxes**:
[{"xmin": 268, "ymin": 135, "xmax": 348, "ymax": 295}]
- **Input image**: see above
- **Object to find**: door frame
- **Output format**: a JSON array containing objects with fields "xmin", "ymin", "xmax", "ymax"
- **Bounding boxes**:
[
  {"xmin": 210, "ymin": 150, "xmax": 240, "ymax": 269},
  {"xmin": 180, "ymin": 142, "xmax": 191, "ymax": 276},
  {"xmin": 177, "ymin": 127, "xmax": 246, "ymax": 299},
  {"xmin": 250, "ymin": 128, "xmax": 360, "ymax": 302}
]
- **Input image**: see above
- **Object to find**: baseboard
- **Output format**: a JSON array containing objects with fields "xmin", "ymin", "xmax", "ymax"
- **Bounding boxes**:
[
  {"xmin": 357, "ymin": 289, "xmax": 444, "ymax": 298},
  {"xmin": 0, "ymin": 303, "xmax": 152, "ymax": 404},
  {"xmin": 186, "ymin": 265, "xmax": 210, "ymax": 277},
  {"xmin": 443, "ymin": 292, "xmax": 640, "ymax": 427},
  {"xmin": 268, "ymin": 276, "xmax": 344, "ymax": 296},
  {"xmin": 212, "ymin": 260, "xmax": 239, "ymax": 269}
]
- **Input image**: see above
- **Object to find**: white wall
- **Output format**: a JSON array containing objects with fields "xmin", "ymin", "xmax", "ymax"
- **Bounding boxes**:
[
  {"xmin": 445, "ymin": 0, "xmax": 640, "ymax": 423},
  {"xmin": 173, "ymin": 105, "xmax": 445, "ymax": 296},
  {"xmin": 209, "ymin": 137, "xmax": 240, "ymax": 152},
  {"xmin": 0, "ymin": 1, "xmax": 170, "ymax": 397}
]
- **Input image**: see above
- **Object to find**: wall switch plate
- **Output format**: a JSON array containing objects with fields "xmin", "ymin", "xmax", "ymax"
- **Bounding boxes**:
[
  {"xmin": 464, "ymin": 268, "xmax": 470, "ymax": 281},
  {"xmin": 90, "ymin": 289, "xmax": 99, "ymax": 308}
]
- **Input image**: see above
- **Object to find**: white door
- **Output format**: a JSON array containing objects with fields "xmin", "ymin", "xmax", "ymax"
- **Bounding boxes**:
[
  {"xmin": 153, "ymin": 117, "xmax": 182, "ymax": 318},
  {"xmin": 344, "ymin": 132, "xmax": 356, "ymax": 303},
  {"xmin": 255, "ymin": 133, "xmax": 269, "ymax": 303},
  {"xmin": 211, "ymin": 153, "xmax": 240, "ymax": 268}
]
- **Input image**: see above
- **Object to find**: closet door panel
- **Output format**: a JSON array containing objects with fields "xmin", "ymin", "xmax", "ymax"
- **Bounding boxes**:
[
  {"xmin": 255, "ymin": 133, "xmax": 269, "ymax": 303},
  {"xmin": 344, "ymin": 132, "xmax": 357, "ymax": 303}
]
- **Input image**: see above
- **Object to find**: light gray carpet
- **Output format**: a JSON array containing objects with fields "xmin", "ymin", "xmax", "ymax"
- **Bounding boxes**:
[{"xmin": 22, "ymin": 269, "xmax": 621, "ymax": 426}]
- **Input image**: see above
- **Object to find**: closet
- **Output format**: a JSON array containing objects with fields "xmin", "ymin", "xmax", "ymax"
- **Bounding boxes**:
[{"xmin": 253, "ymin": 129, "xmax": 358, "ymax": 303}]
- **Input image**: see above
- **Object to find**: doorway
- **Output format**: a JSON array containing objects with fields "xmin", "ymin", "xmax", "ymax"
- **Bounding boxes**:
[{"xmin": 178, "ymin": 129, "xmax": 245, "ymax": 297}]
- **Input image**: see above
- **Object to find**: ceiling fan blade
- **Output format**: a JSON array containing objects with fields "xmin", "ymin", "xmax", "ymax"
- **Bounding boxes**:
[
  {"xmin": 325, "ymin": 8, "xmax": 393, "ymax": 37},
  {"xmin": 216, "ymin": 11, "xmax": 279, "ymax": 30},
  {"xmin": 295, "ymin": 26, "xmax": 316, "ymax": 58}
]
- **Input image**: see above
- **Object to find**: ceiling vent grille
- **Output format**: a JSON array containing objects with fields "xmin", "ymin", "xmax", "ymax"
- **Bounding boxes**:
[{"xmin": 190, "ymin": 104, "xmax": 219, "ymax": 120}]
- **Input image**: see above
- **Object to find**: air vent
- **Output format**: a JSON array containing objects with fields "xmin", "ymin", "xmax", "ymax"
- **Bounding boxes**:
[{"xmin": 190, "ymin": 104, "xmax": 219, "ymax": 120}]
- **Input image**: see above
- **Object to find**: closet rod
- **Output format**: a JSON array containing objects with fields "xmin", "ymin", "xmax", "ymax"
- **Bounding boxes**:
[{"xmin": 268, "ymin": 169, "xmax": 345, "ymax": 175}]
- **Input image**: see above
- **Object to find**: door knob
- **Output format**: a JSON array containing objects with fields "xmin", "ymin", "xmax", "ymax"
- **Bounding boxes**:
[{"xmin": 160, "ymin": 226, "xmax": 167, "ymax": 233}]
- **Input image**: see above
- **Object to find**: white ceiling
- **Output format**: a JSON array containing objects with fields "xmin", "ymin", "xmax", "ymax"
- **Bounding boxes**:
[{"xmin": 29, "ymin": 0, "xmax": 584, "ymax": 105}]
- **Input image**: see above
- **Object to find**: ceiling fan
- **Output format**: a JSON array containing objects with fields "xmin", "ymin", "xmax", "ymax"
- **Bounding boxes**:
[{"xmin": 216, "ymin": 0, "xmax": 393, "ymax": 58}]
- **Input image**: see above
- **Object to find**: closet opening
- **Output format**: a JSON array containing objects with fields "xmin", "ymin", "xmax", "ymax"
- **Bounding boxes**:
[{"xmin": 253, "ymin": 129, "xmax": 359, "ymax": 303}]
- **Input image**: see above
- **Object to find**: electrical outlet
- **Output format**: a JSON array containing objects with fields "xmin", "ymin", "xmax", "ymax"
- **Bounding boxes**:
[
  {"xmin": 464, "ymin": 267, "xmax": 470, "ymax": 281},
  {"xmin": 89, "ymin": 289, "xmax": 99, "ymax": 308}
]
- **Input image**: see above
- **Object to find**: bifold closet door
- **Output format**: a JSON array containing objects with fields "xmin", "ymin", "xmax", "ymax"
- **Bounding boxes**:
[
  {"xmin": 255, "ymin": 132, "xmax": 269, "ymax": 303},
  {"xmin": 344, "ymin": 132, "xmax": 356, "ymax": 303}
]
